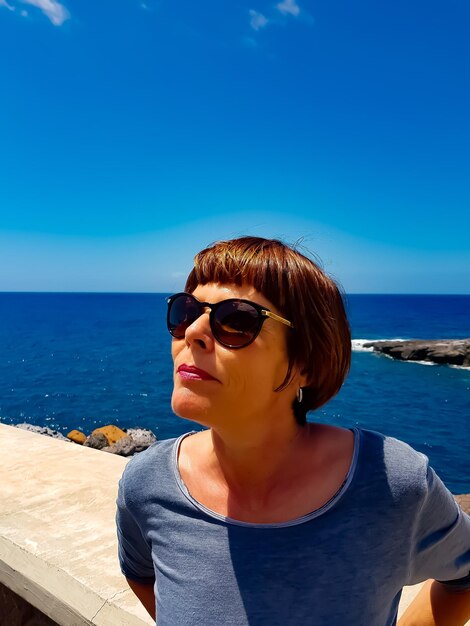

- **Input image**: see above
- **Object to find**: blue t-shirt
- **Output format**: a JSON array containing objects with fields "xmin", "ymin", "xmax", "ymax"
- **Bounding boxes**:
[{"xmin": 116, "ymin": 428, "xmax": 470, "ymax": 625}]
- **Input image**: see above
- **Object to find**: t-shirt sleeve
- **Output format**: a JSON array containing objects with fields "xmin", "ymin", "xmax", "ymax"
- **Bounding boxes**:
[
  {"xmin": 408, "ymin": 463, "xmax": 470, "ymax": 589},
  {"xmin": 115, "ymin": 470, "xmax": 156, "ymax": 584}
]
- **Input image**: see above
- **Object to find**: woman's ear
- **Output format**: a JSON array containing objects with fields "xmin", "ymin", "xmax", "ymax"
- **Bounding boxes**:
[{"xmin": 293, "ymin": 365, "xmax": 308, "ymax": 390}]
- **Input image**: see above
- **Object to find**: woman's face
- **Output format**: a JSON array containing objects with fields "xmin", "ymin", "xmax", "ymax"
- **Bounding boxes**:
[{"xmin": 170, "ymin": 282, "xmax": 297, "ymax": 431}]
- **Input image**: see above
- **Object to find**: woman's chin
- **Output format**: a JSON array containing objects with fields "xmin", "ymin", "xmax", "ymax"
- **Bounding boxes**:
[{"xmin": 171, "ymin": 389, "xmax": 214, "ymax": 426}]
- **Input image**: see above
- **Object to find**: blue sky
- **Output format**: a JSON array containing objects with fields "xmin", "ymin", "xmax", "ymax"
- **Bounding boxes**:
[{"xmin": 1, "ymin": 0, "xmax": 469, "ymax": 293}]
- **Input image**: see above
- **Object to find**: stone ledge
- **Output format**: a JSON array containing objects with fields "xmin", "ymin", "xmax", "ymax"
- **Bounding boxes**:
[{"xmin": 0, "ymin": 423, "xmax": 154, "ymax": 626}]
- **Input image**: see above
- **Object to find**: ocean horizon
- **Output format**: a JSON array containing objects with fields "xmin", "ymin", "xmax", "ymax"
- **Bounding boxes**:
[{"xmin": 0, "ymin": 292, "xmax": 469, "ymax": 493}]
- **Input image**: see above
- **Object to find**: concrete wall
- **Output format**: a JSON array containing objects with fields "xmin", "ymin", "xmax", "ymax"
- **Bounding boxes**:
[
  {"xmin": 0, "ymin": 423, "xmax": 464, "ymax": 625},
  {"xmin": 0, "ymin": 424, "xmax": 153, "ymax": 626}
]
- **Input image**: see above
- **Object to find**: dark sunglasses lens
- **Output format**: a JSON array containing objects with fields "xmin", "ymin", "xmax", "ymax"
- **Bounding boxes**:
[
  {"xmin": 213, "ymin": 301, "xmax": 261, "ymax": 347},
  {"xmin": 168, "ymin": 295, "xmax": 201, "ymax": 338}
]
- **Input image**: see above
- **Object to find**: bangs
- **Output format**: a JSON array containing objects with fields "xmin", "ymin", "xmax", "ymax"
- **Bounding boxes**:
[{"xmin": 184, "ymin": 237, "xmax": 292, "ymax": 311}]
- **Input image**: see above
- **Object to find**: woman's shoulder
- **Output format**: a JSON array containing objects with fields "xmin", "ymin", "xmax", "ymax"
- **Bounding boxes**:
[
  {"xmin": 124, "ymin": 434, "xmax": 174, "ymax": 469},
  {"xmin": 119, "ymin": 433, "xmax": 190, "ymax": 503},
  {"xmin": 357, "ymin": 427, "xmax": 428, "ymax": 467},
  {"xmin": 354, "ymin": 427, "xmax": 432, "ymax": 500},
  {"xmin": 310, "ymin": 423, "xmax": 428, "ymax": 475},
  {"xmin": 300, "ymin": 424, "xmax": 432, "ymax": 517}
]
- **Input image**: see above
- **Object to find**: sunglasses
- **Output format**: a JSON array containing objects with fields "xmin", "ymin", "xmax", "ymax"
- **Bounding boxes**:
[{"xmin": 166, "ymin": 292, "xmax": 294, "ymax": 349}]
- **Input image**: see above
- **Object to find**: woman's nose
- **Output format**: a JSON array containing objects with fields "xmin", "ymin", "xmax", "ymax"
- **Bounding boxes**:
[{"xmin": 184, "ymin": 311, "xmax": 214, "ymax": 350}]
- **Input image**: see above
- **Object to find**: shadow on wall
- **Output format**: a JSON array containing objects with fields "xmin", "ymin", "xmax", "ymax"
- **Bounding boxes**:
[{"xmin": 0, "ymin": 581, "xmax": 58, "ymax": 625}]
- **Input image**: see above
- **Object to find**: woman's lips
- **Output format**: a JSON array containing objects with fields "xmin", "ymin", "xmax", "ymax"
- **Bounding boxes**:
[{"xmin": 177, "ymin": 364, "xmax": 217, "ymax": 381}]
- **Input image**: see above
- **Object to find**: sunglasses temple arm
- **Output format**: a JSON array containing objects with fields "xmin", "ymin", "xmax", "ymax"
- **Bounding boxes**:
[{"xmin": 262, "ymin": 310, "xmax": 294, "ymax": 328}]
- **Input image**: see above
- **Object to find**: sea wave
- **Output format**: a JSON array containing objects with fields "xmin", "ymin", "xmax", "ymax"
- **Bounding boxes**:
[{"xmin": 351, "ymin": 339, "xmax": 408, "ymax": 353}]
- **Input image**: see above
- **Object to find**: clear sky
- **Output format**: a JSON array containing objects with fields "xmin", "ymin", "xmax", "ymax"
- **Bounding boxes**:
[{"xmin": 1, "ymin": 0, "xmax": 469, "ymax": 293}]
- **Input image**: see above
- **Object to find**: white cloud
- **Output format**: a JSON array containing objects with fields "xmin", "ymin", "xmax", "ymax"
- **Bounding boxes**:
[
  {"xmin": 276, "ymin": 0, "xmax": 300, "ymax": 17},
  {"xmin": 249, "ymin": 9, "xmax": 268, "ymax": 31},
  {"xmin": 20, "ymin": 0, "xmax": 69, "ymax": 25}
]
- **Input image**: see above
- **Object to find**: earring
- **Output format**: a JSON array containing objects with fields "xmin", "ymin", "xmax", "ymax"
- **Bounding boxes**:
[{"xmin": 297, "ymin": 387, "xmax": 303, "ymax": 403}]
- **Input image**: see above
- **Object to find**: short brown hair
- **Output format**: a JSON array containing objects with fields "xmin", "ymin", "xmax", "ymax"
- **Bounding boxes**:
[{"xmin": 185, "ymin": 236, "xmax": 351, "ymax": 425}]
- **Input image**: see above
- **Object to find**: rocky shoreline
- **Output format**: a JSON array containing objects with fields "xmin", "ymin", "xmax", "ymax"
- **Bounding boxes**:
[
  {"xmin": 363, "ymin": 339, "xmax": 470, "ymax": 367},
  {"xmin": 14, "ymin": 422, "xmax": 157, "ymax": 457}
]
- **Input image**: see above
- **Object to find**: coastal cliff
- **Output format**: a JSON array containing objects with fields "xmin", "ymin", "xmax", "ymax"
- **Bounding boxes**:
[{"xmin": 363, "ymin": 339, "xmax": 470, "ymax": 367}]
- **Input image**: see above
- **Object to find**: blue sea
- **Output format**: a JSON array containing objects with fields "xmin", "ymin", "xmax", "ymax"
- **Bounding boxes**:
[{"xmin": 0, "ymin": 293, "xmax": 468, "ymax": 493}]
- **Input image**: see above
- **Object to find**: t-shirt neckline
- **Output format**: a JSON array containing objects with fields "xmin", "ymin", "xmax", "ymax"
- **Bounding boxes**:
[{"xmin": 172, "ymin": 427, "xmax": 361, "ymax": 528}]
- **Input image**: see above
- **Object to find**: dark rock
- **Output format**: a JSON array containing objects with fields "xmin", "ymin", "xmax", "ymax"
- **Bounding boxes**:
[
  {"xmin": 15, "ymin": 423, "xmax": 69, "ymax": 441},
  {"xmin": 126, "ymin": 427, "xmax": 157, "ymax": 453},
  {"xmin": 102, "ymin": 435, "xmax": 136, "ymax": 457},
  {"xmin": 363, "ymin": 339, "xmax": 470, "ymax": 367},
  {"xmin": 83, "ymin": 432, "xmax": 109, "ymax": 450}
]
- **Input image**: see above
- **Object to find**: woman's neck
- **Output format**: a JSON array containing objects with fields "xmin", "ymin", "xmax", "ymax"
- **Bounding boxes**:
[{"xmin": 207, "ymin": 418, "xmax": 311, "ymax": 499}]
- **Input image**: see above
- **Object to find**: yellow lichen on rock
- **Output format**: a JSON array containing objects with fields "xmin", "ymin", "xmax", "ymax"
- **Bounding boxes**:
[
  {"xmin": 67, "ymin": 430, "xmax": 87, "ymax": 444},
  {"xmin": 92, "ymin": 424, "xmax": 127, "ymax": 445}
]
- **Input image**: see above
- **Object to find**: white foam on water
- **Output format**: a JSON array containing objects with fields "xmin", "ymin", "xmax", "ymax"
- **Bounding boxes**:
[
  {"xmin": 351, "ymin": 339, "xmax": 375, "ymax": 352},
  {"xmin": 449, "ymin": 364, "xmax": 470, "ymax": 370},
  {"xmin": 403, "ymin": 359, "xmax": 435, "ymax": 366},
  {"xmin": 351, "ymin": 338, "xmax": 408, "ymax": 353}
]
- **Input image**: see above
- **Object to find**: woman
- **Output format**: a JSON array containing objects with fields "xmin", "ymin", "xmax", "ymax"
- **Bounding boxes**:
[{"xmin": 116, "ymin": 236, "xmax": 470, "ymax": 625}]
